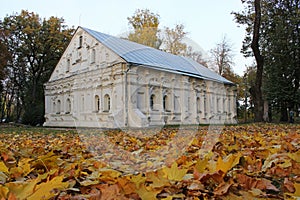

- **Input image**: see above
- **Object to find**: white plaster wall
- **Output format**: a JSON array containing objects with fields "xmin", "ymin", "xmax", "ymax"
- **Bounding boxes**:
[{"xmin": 44, "ymin": 27, "xmax": 237, "ymax": 128}]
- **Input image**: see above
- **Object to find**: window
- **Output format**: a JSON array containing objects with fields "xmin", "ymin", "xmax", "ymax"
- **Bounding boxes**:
[
  {"xmin": 81, "ymin": 95, "xmax": 84, "ymax": 112},
  {"xmin": 66, "ymin": 98, "xmax": 71, "ymax": 114},
  {"xmin": 163, "ymin": 95, "xmax": 170, "ymax": 111},
  {"xmin": 197, "ymin": 97, "xmax": 201, "ymax": 113},
  {"xmin": 104, "ymin": 94, "xmax": 110, "ymax": 112},
  {"xmin": 204, "ymin": 97, "xmax": 207, "ymax": 115},
  {"xmin": 57, "ymin": 100, "xmax": 61, "ymax": 114},
  {"xmin": 79, "ymin": 36, "xmax": 83, "ymax": 48},
  {"xmin": 66, "ymin": 58, "xmax": 70, "ymax": 72},
  {"xmin": 217, "ymin": 98, "xmax": 220, "ymax": 112},
  {"xmin": 150, "ymin": 94, "xmax": 155, "ymax": 110},
  {"xmin": 91, "ymin": 49, "xmax": 96, "ymax": 63},
  {"xmin": 228, "ymin": 97, "xmax": 231, "ymax": 113},
  {"xmin": 95, "ymin": 95, "xmax": 100, "ymax": 112},
  {"xmin": 223, "ymin": 98, "xmax": 226, "ymax": 113},
  {"xmin": 174, "ymin": 96, "xmax": 180, "ymax": 112}
]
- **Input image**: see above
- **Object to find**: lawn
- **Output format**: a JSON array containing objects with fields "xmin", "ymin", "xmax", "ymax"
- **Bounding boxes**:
[{"xmin": 0, "ymin": 124, "xmax": 299, "ymax": 199}]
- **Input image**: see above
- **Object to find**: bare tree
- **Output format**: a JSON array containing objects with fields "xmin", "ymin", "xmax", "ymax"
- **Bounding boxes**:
[
  {"xmin": 185, "ymin": 46, "xmax": 209, "ymax": 67},
  {"xmin": 210, "ymin": 36, "xmax": 234, "ymax": 75}
]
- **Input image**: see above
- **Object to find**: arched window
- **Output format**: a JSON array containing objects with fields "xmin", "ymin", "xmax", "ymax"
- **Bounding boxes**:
[
  {"xmin": 163, "ymin": 95, "xmax": 170, "ymax": 111},
  {"xmin": 204, "ymin": 97, "xmax": 207, "ymax": 115},
  {"xmin": 91, "ymin": 49, "xmax": 96, "ymax": 63},
  {"xmin": 228, "ymin": 97, "xmax": 231, "ymax": 114},
  {"xmin": 95, "ymin": 95, "xmax": 100, "ymax": 112},
  {"xmin": 66, "ymin": 98, "xmax": 71, "ymax": 114},
  {"xmin": 57, "ymin": 100, "xmax": 61, "ymax": 114},
  {"xmin": 150, "ymin": 94, "xmax": 155, "ymax": 110},
  {"xmin": 79, "ymin": 36, "xmax": 83, "ymax": 48},
  {"xmin": 104, "ymin": 94, "xmax": 110, "ymax": 112},
  {"xmin": 174, "ymin": 95, "xmax": 180, "ymax": 112},
  {"xmin": 197, "ymin": 97, "xmax": 201, "ymax": 113},
  {"xmin": 66, "ymin": 58, "xmax": 70, "ymax": 72}
]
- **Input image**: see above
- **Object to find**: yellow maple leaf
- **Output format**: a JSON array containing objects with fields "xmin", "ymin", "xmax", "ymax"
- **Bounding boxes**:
[
  {"xmin": 288, "ymin": 151, "xmax": 300, "ymax": 163},
  {"xmin": 130, "ymin": 173, "xmax": 146, "ymax": 188},
  {"xmin": 136, "ymin": 184, "xmax": 160, "ymax": 200},
  {"xmin": 18, "ymin": 158, "xmax": 33, "ymax": 177},
  {"xmin": 6, "ymin": 179, "xmax": 38, "ymax": 199},
  {"xmin": 292, "ymin": 183, "xmax": 300, "ymax": 197},
  {"xmin": 216, "ymin": 153, "xmax": 241, "ymax": 173},
  {"xmin": 162, "ymin": 162, "xmax": 188, "ymax": 181},
  {"xmin": 146, "ymin": 170, "xmax": 170, "ymax": 188},
  {"xmin": 27, "ymin": 175, "xmax": 68, "ymax": 200},
  {"xmin": 98, "ymin": 168, "xmax": 121, "ymax": 183},
  {"xmin": 0, "ymin": 162, "xmax": 8, "ymax": 174},
  {"xmin": 195, "ymin": 157, "xmax": 209, "ymax": 173}
]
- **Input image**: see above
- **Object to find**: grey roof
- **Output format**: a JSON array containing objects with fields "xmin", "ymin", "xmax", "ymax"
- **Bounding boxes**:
[{"xmin": 82, "ymin": 27, "xmax": 233, "ymax": 85}]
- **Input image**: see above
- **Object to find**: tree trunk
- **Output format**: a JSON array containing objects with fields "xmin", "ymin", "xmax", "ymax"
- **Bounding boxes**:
[
  {"xmin": 251, "ymin": 0, "xmax": 264, "ymax": 122},
  {"xmin": 280, "ymin": 102, "xmax": 288, "ymax": 122},
  {"xmin": 263, "ymin": 100, "xmax": 269, "ymax": 122}
]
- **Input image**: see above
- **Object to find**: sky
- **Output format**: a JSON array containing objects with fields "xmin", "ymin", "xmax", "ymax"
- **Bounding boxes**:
[{"xmin": 0, "ymin": 0, "xmax": 254, "ymax": 75}]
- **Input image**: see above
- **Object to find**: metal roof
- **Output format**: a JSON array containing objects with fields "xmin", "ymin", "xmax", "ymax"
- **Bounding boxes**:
[{"xmin": 82, "ymin": 27, "xmax": 233, "ymax": 85}]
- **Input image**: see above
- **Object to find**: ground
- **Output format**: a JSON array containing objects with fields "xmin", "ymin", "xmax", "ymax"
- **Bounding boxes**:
[{"xmin": 0, "ymin": 123, "xmax": 299, "ymax": 199}]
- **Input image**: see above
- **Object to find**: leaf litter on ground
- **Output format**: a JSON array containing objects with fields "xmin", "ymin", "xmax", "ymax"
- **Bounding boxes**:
[{"xmin": 0, "ymin": 124, "xmax": 299, "ymax": 199}]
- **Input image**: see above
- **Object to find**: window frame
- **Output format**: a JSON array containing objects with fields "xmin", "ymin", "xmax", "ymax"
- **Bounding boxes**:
[{"xmin": 103, "ymin": 94, "xmax": 111, "ymax": 112}]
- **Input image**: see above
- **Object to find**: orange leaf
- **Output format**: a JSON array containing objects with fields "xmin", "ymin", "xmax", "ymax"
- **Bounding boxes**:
[
  {"xmin": 214, "ymin": 181, "xmax": 233, "ymax": 196},
  {"xmin": 117, "ymin": 177, "xmax": 136, "ymax": 195},
  {"xmin": 284, "ymin": 178, "xmax": 295, "ymax": 193},
  {"xmin": 97, "ymin": 184, "xmax": 121, "ymax": 200},
  {"xmin": 0, "ymin": 185, "xmax": 8, "ymax": 199}
]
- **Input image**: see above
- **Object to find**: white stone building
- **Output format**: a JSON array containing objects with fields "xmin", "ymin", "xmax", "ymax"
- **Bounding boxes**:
[{"xmin": 44, "ymin": 27, "xmax": 237, "ymax": 128}]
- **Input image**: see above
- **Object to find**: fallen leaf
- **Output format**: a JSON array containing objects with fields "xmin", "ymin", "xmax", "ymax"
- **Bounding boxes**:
[
  {"xmin": 194, "ymin": 157, "xmax": 209, "ymax": 173},
  {"xmin": 292, "ymin": 182, "xmax": 300, "ymax": 197},
  {"xmin": 117, "ymin": 177, "xmax": 136, "ymax": 195},
  {"xmin": 146, "ymin": 170, "xmax": 170, "ymax": 188},
  {"xmin": 288, "ymin": 151, "xmax": 300, "ymax": 163},
  {"xmin": 130, "ymin": 173, "xmax": 146, "ymax": 188},
  {"xmin": 214, "ymin": 181, "xmax": 233, "ymax": 196},
  {"xmin": 0, "ymin": 162, "xmax": 8, "ymax": 174},
  {"xmin": 216, "ymin": 153, "xmax": 241, "ymax": 173},
  {"xmin": 162, "ymin": 162, "xmax": 188, "ymax": 181},
  {"xmin": 284, "ymin": 178, "xmax": 295, "ymax": 193},
  {"xmin": 136, "ymin": 185, "xmax": 160, "ymax": 200},
  {"xmin": 27, "ymin": 175, "xmax": 68, "ymax": 200},
  {"xmin": 236, "ymin": 174, "xmax": 279, "ymax": 192},
  {"xmin": 6, "ymin": 179, "xmax": 38, "ymax": 199},
  {"xmin": 97, "ymin": 184, "xmax": 121, "ymax": 200},
  {"xmin": 0, "ymin": 185, "xmax": 9, "ymax": 199}
]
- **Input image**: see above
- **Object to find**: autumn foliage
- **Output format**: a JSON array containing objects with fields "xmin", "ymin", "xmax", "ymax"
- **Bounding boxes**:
[{"xmin": 0, "ymin": 124, "xmax": 300, "ymax": 199}]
